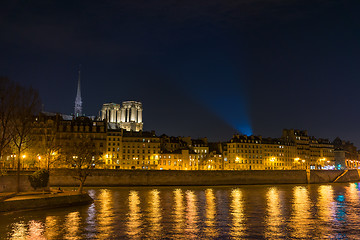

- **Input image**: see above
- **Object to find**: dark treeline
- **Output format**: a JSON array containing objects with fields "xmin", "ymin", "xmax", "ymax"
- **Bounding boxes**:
[
  {"xmin": 0, "ymin": 77, "xmax": 101, "ymax": 193},
  {"xmin": 0, "ymin": 77, "xmax": 41, "ymax": 192}
]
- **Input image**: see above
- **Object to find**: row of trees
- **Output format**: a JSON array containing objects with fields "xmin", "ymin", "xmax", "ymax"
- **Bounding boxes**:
[
  {"xmin": 0, "ymin": 77, "xmax": 101, "ymax": 193},
  {"xmin": 0, "ymin": 77, "xmax": 41, "ymax": 192}
]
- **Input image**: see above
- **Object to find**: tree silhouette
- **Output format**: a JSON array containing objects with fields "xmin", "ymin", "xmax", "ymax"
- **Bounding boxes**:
[
  {"xmin": 61, "ymin": 134, "xmax": 102, "ymax": 193},
  {"xmin": 11, "ymin": 84, "xmax": 41, "ymax": 192}
]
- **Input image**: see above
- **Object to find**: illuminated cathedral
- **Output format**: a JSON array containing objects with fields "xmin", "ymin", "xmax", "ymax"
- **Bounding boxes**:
[{"xmin": 100, "ymin": 101, "xmax": 143, "ymax": 132}]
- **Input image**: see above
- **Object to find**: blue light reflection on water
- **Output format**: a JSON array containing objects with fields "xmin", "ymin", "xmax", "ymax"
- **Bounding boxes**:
[
  {"xmin": 2, "ymin": 183, "xmax": 360, "ymax": 239},
  {"xmin": 334, "ymin": 194, "xmax": 347, "ymax": 239}
]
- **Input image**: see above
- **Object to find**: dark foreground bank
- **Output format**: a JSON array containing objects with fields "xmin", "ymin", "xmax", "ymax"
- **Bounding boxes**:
[{"xmin": 0, "ymin": 191, "xmax": 93, "ymax": 212}]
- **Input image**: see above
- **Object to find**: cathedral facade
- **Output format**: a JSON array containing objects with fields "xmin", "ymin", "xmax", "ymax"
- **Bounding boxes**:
[{"xmin": 100, "ymin": 101, "xmax": 143, "ymax": 131}]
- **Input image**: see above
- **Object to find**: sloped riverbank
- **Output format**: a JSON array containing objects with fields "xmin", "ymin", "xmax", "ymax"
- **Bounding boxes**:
[{"xmin": 0, "ymin": 191, "xmax": 93, "ymax": 212}]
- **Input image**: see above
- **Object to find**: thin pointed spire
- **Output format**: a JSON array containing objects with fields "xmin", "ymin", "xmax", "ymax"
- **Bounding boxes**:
[{"xmin": 74, "ymin": 65, "xmax": 82, "ymax": 117}]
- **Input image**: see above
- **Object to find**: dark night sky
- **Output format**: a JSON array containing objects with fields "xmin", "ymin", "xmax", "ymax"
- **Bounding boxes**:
[{"xmin": 1, "ymin": 1, "xmax": 360, "ymax": 145}]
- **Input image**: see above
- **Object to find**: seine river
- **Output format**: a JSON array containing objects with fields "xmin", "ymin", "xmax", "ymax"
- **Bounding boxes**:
[{"xmin": 2, "ymin": 183, "xmax": 360, "ymax": 239}]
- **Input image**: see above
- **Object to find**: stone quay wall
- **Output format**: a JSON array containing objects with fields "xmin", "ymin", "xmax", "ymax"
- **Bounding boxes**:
[
  {"xmin": 1, "ymin": 169, "xmax": 359, "ymax": 192},
  {"xmin": 0, "ymin": 174, "xmax": 33, "ymax": 192},
  {"xmin": 49, "ymin": 169, "xmax": 360, "ymax": 187}
]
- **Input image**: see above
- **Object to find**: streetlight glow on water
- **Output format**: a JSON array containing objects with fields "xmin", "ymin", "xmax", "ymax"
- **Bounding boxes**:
[{"xmin": 2, "ymin": 183, "xmax": 360, "ymax": 239}]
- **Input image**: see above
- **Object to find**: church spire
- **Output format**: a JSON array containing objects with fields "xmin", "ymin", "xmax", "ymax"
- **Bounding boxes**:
[{"xmin": 74, "ymin": 66, "xmax": 82, "ymax": 117}]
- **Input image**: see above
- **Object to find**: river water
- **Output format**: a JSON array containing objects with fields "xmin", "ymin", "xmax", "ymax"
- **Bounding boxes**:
[{"xmin": 1, "ymin": 183, "xmax": 360, "ymax": 239}]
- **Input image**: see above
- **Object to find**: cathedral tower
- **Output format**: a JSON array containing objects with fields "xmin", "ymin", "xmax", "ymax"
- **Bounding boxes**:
[{"xmin": 74, "ymin": 68, "xmax": 82, "ymax": 117}]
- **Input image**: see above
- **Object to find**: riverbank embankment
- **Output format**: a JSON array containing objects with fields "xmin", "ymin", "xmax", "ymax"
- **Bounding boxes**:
[
  {"xmin": 48, "ymin": 169, "xmax": 360, "ymax": 187},
  {"xmin": 2, "ymin": 169, "xmax": 359, "ymax": 192},
  {"xmin": 0, "ymin": 191, "xmax": 93, "ymax": 212}
]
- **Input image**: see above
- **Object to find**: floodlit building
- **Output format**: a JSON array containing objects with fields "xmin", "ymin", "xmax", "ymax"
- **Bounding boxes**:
[
  {"xmin": 262, "ymin": 138, "xmax": 297, "ymax": 170},
  {"xmin": 309, "ymin": 137, "xmax": 335, "ymax": 169},
  {"xmin": 200, "ymin": 142, "xmax": 224, "ymax": 170},
  {"xmin": 100, "ymin": 101, "xmax": 143, "ymax": 131},
  {"xmin": 158, "ymin": 149, "xmax": 200, "ymax": 170},
  {"xmin": 17, "ymin": 107, "xmax": 352, "ymax": 172},
  {"xmin": 159, "ymin": 135, "xmax": 203, "ymax": 170},
  {"xmin": 226, "ymin": 135, "xmax": 264, "ymax": 170},
  {"xmin": 333, "ymin": 137, "xmax": 359, "ymax": 169},
  {"xmin": 282, "ymin": 129, "xmax": 335, "ymax": 169},
  {"xmin": 282, "ymin": 129, "xmax": 310, "ymax": 164},
  {"xmin": 104, "ymin": 129, "xmax": 160, "ymax": 169},
  {"xmin": 30, "ymin": 113, "xmax": 107, "ymax": 169}
]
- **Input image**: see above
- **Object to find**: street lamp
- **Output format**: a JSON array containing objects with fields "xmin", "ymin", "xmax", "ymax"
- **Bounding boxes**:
[
  {"xmin": 22, "ymin": 154, "xmax": 26, "ymax": 170},
  {"xmin": 37, "ymin": 155, "xmax": 41, "ymax": 169},
  {"xmin": 294, "ymin": 158, "xmax": 300, "ymax": 169},
  {"xmin": 235, "ymin": 157, "xmax": 240, "ymax": 170},
  {"xmin": 270, "ymin": 157, "xmax": 275, "ymax": 170}
]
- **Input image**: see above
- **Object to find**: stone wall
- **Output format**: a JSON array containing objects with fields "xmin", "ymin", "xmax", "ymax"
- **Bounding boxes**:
[
  {"xmin": 309, "ymin": 170, "xmax": 344, "ymax": 183},
  {"xmin": 50, "ymin": 169, "xmax": 308, "ymax": 186},
  {"xmin": 1, "ymin": 170, "xmax": 359, "ymax": 192},
  {"xmin": 308, "ymin": 169, "xmax": 360, "ymax": 183},
  {"xmin": 0, "ymin": 174, "xmax": 33, "ymax": 192},
  {"xmin": 49, "ymin": 169, "xmax": 359, "ymax": 187},
  {"xmin": 337, "ymin": 169, "xmax": 360, "ymax": 183}
]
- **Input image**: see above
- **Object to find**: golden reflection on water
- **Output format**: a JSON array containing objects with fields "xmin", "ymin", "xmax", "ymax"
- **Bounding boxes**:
[
  {"xmin": 346, "ymin": 183, "xmax": 359, "ymax": 203},
  {"xmin": 185, "ymin": 190, "xmax": 199, "ymax": 238},
  {"xmin": 45, "ymin": 216, "xmax": 60, "ymax": 240},
  {"xmin": 97, "ymin": 189, "xmax": 114, "ymax": 239},
  {"xmin": 345, "ymin": 183, "xmax": 360, "ymax": 230},
  {"xmin": 148, "ymin": 189, "xmax": 162, "ymax": 236},
  {"xmin": 265, "ymin": 187, "xmax": 283, "ymax": 239},
  {"xmin": 28, "ymin": 220, "xmax": 46, "ymax": 240},
  {"xmin": 64, "ymin": 211, "xmax": 81, "ymax": 240},
  {"xmin": 7, "ymin": 184, "xmax": 360, "ymax": 239},
  {"xmin": 127, "ymin": 190, "xmax": 142, "ymax": 239},
  {"xmin": 317, "ymin": 185, "xmax": 334, "ymax": 238},
  {"xmin": 290, "ymin": 186, "xmax": 312, "ymax": 239},
  {"xmin": 204, "ymin": 188, "xmax": 218, "ymax": 238},
  {"xmin": 230, "ymin": 188, "xmax": 246, "ymax": 238},
  {"xmin": 173, "ymin": 189, "xmax": 185, "ymax": 235},
  {"xmin": 10, "ymin": 222, "xmax": 27, "ymax": 239},
  {"xmin": 318, "ymin": 185, "xmax": 334, "ymax": 221}
]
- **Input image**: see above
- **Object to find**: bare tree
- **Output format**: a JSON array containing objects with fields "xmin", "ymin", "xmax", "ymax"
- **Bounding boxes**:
[
  {"xmin": 42, "ymin": 132, "xmax": 61, "ymax": 171},
  {"xmin": 61, "ymin": 135, "xmax": 102, "ymax": 193},
  {"xmin": 11, "ymin": 84, "xmax": 41, "ymax": 192},
  {"xmin": 0, "ymin": 77, "xmax": 16, "ymax": 171}
]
